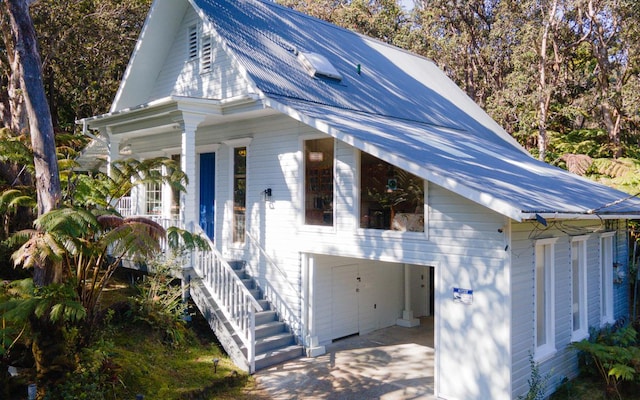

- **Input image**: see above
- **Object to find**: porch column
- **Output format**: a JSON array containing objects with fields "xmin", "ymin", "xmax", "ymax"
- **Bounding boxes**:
[
  {"xmin": 304, "ymin": 254, "xmax": 326, "ymax": 357},
  {"xmin": 106, "ymin": 130, "xmax": 120, "ymax": 178},
  {"xmin": 397, "ymin": 263, "xmax": 420, "ymax": 327},
  {"xmin": 178, "ymin": 113, "xmax": 205, "ymax": 231}
]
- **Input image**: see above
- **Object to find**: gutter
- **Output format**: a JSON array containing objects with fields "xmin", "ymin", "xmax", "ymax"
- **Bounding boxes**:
[{"xmin": 521, "ymin": 212, "xmax": 640, "ymax": 222}]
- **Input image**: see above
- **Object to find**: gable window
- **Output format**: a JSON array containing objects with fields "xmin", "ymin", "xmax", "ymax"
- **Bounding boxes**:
[
  {"xmin": 233, "ymin": 147, "xmax": 247, "ymax": 243},
  {"xmin": 200, "ymin": 35, "xmax": 213, "ymax": 73},
  {"xmin": 571, "ymin": 236, "xmax": 589, "ymax": 341},
  {"xmin": 535, "ymin": 238, "xmax": 556, "ymax": 361},
  {"xmin": 188, "ymin": 25, "xmax": 198, "ymax": 60},
  {"xmin": 359, "ymin": 152, "xmax": 424, "ymax": 232},
  {"xmin": 304, "ymin": 138, "xmax": 334, "ymax": 226},
  {"xmin": 600, "ymin": 233, "xmax": 615, "ymax": 325}
]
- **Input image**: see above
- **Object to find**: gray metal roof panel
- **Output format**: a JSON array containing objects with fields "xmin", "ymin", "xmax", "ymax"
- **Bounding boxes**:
[{"xmin": 191, "ymin": 0, "xmax": 640, "ymax": 218}]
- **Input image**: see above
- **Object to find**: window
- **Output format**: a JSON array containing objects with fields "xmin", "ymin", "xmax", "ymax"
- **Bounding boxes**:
[
  {"xmin": 188, "ymin": 25, "xmax": 198, "ymax": 60},
  {"xmin": 600, "ymin": 233, "xmax": 615, "ymax": 325},
  {"xmin": 233, "ymin": 147, "xmax": 246, "ymax": 243},
  {"xmin": 360, "ymin": 152, "xmax": 424, "ymax": 232},
  {"xmin": 571, "ymin": 236, "xmax": 589, "ymax": 341},
  {"xmin": 200, "ymin": 35, "xmax": 213, "ymax": 73},
  {"xmin": 535, "ymin": 239, "xmax": 556, "ymax": 360},
  {"xmin": 170, "ymin": 154, "xmax": 181, "ymax": 217},
  {"xmin": 304, "ymin": 138, "xmax": 334, "ymax": 226},
  {"xmin": 145, "ymin": 173, "xmax": 162, "ymax": 215}
]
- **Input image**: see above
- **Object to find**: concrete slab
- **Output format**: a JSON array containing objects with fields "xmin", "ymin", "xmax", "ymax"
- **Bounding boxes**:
[{"xmin": 252, "ymin": 317, "xmax": 435, "ymax": 399}]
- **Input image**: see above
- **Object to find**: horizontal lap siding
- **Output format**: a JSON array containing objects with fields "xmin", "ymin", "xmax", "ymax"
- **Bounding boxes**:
[
  {"xmin": 510, "ymin": 219, "xmax": 628, "ymax": 398},
  {"xmin": 149, "ymin": 6, "xmax": 252, "ymax": 101}
]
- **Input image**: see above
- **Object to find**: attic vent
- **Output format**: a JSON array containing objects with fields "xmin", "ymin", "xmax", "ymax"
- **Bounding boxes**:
[
  {"xmin": 188, "ymin": 25, "xmax": 198, "ymax": 60},
  {"xmin": 298, "ymin": 51, "xmax": 342, "ymax": 81},
  {"xmin": 201, "ymin": 35, "xmax": 213, "ymax": 73}
]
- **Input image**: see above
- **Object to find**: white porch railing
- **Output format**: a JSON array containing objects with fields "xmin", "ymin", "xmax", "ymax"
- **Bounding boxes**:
[
  {"xmin": 192, "ymin": 225, "xmax": 263, "ymax": 373},
  {"xmin": 245, "ymin": 231, "xmax": 302, "ymax": 340}
]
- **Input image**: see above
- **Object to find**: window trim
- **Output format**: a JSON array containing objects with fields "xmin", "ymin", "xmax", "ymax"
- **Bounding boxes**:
[
  {"xmin": 600, "ymin": 232, "xmax": 616, "ymax": 326},
  {"xmin": 302, "ymin": 137, "xmax": 336, "ymax": 228},
  {"xmin": 356, "ymin": 150, "xmax": 428, "ymax": 239},
  {"xmin": 571, "ymin": 235, "xmax": 590, "ymax": 342},
  {"xmin": 534, "ymin": 237, "xmax": 557, "ymax": 361}
]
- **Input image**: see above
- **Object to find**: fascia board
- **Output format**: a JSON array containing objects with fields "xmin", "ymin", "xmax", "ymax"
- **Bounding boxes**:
[{"xmin": 111, "ymin": 0, "xmax": 189, "ymax": 112}]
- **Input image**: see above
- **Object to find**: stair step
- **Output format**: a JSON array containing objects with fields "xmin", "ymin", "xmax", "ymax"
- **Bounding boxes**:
[
  {"xmin": 241, "ymin": 278, "xmax": 255, "ymax": 289},
  {"xmin": 256, "ymin": 332, "xmax": 295, "ymax": 355},
  {"xmin": 255, "ymin": 320, "xmax": 286, "ymax": 339},
  {"xmin": 257, "ymin": 299, "xmax": 270, "ymax": 311},
  {"xmin": 255, "ymin": 310, "xmax": 277, "ymax": 325},
  {"xmin": 249, "ymin": 288, "xmax": 261, "ymax": 299},
  {"xmin": 255, "ymin": 344, "xmax": 304, "ymax": 371}
]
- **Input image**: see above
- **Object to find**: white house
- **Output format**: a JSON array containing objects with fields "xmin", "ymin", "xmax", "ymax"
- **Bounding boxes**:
[{"xmin": 77, "ymin": 0, "xmax": 640, "ymax": 398}]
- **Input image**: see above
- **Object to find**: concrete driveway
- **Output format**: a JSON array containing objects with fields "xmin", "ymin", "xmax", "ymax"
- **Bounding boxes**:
[{"xmin": 250, "ymin": 317, "xmax": 435, "ymax": 399}]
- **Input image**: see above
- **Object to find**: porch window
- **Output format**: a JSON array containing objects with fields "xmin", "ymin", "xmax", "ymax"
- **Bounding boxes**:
[
  {"xmin": 145, "ymin": 178, "xmax": 162, "ymax": 215},
  {"xmin": 359, "ymin": 152, "xmax": 424, "ymax": 232},
  {"xmin": 170, "ymin": 154, "xmax": 181, "ymax": 217},
  {"xmin": 233, "ymin": 147, "xmax": 246, "ymax": 243},
  {"xmin": 600, "ymin": 233, "xmax": 615, "ymax": 325},
  {"xmin": 534, "ymin": 238, "xmax": 556, "ymax": 360},
  {"xmin": 304, "ymin": 138, "xmax": 334, "ymax": 226},
  {"xmin": 571, "ymin": 236, "xmax": 589, "ymax": 341}
]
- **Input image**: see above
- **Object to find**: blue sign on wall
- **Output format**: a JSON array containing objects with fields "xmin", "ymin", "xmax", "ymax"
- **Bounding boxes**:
[{"xmin": 453, "ymin": 287, "xmax": 473, "ymax": 305}]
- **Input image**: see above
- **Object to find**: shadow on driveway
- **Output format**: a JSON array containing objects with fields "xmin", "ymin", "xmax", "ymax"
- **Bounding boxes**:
[{"xmin": 249, "ymin": 317, "xmax": 435, "ymax": 399}]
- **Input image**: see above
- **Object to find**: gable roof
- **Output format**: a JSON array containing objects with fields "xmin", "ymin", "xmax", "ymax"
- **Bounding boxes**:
[{"xmin": 187, "ymin": 0, "xmax": 640, "ymax": 220}]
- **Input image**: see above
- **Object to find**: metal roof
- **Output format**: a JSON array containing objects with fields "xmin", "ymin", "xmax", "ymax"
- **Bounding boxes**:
[{"xmin": 180, "ymin": 0, "xmax": 640, "ymax": 219}]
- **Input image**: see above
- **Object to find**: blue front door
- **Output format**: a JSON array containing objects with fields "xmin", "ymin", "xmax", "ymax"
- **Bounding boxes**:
[{"xmin": 199, "ymin": 153, "xmax": 215, "ymax": 240}]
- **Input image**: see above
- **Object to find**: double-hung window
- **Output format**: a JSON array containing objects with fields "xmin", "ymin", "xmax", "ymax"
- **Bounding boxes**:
[
  {"xmin": 600, "ymin": 233, "xmax": 615, "ymax": 325},
  {"xmin": 535, "ymin": 238, "xmax": 556, "ymax": 360},
  {"xmin": 571, "ymin": 236, "xmax": 589, "ymax": 341}
]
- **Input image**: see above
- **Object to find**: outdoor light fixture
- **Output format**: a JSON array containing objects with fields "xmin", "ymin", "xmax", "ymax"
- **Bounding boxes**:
[
  {"xmin": 263, "ymin": 188, "xmax": 272, "ymax": 201},
  {"xmin": 213, "ymin": 358, "xmax": 220, "ymax": 373}
]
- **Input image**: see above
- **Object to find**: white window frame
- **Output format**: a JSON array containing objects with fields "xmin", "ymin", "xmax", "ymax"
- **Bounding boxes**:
[
  {"xmin": 600, "ymin": 232, "xmax": 615, "ymax": 326},
  {"xmin": 534, "ymin": 238, "xmax": 557, "ymax": 361},
  {"xmin": 223, "ymin": 138, "xmax": 252, "ymax": 247},
  {"xmin": 571, "ymin": 235, "xmax": 590, "ymax": 342},
  {"xmin": 356, "ymin": 150, "xmax": 428, "ymax": 239},
  {"xmin": 302, "ymin": 136, "xmax": 336, "ymax": 228}
]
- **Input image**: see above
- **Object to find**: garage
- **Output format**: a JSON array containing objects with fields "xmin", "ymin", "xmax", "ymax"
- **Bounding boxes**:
[{"xmin": 307, "ymin": 255, "xmax": 432, "ymax": 345}]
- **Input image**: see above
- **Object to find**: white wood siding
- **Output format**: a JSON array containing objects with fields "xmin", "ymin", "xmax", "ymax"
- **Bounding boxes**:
[
  {"xmin": 510, "ymin": 219, "xmax": 628, "ymax": 398},
  {"xmin": 148, "ymin": 6, "xmax": 253, "ymax": 102}
]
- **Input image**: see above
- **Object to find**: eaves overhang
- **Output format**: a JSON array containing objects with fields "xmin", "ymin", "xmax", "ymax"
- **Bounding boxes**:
[{"xmin": 76, "ymin": 94, "xmax": 264, "ymax": 133}]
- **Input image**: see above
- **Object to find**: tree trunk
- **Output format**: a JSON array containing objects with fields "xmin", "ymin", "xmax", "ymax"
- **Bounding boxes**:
[
  {"xmin": 3, "ymin": 1, "xmax": 66, "ymax": 395},
  {"xmin": 4, "ymin": 0, "xmax": 61, "ymax": 227}
]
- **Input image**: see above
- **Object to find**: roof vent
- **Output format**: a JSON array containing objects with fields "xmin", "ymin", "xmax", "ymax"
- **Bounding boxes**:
[{"xmin": 297, "ymin": 51, "xmax": 342, "ymax": 81}]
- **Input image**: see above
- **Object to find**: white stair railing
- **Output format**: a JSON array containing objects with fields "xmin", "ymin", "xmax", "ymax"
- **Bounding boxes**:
[
  {"xmin": 245, "ymin": 231, "xmax": 302, "ymax": 340},
  {"xmin": 192, "ymin": 226, "xmax": 263, "ymax": 373}
]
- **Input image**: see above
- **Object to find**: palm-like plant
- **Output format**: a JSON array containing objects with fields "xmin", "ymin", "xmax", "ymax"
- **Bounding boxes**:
[{"xmin": 12, "ymin": 207, "xmax": 166, "ymax": 327}]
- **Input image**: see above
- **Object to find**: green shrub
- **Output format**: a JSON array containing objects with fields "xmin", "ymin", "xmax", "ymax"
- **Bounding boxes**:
[
  {"xmin": 128, "ymin": 256, "xmax": 189, "ymax": 345},
  {"xmin": 572, "ymin": 325, "xmax": 640, "ymax": 399}
]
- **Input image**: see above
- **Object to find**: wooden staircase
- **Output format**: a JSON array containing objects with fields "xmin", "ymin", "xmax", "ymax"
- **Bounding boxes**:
[{"xmin": 231, "ymin": 261, "xmax": 303, "ymax": 370}]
